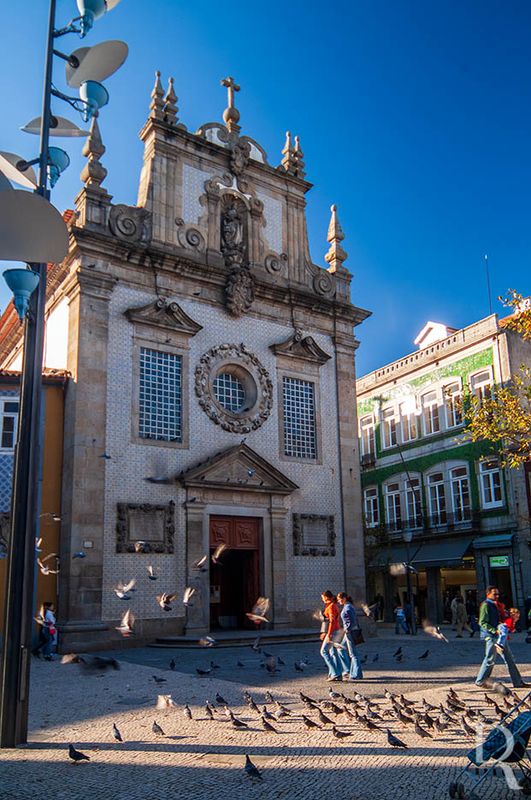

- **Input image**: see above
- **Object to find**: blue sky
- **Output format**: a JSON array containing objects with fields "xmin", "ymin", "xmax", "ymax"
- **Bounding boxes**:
[{"xmin": 1, "ymin": 0, "xmax": 530, "ymax": 374}]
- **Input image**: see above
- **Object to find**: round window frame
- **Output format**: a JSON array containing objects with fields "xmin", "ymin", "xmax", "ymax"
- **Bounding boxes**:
[{"xmin": 195, "ymin": 344, "xmax": 273, "ymax": 433}]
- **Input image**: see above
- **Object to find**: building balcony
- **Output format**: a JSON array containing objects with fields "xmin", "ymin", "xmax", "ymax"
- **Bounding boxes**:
[
  {"xmin": 360, "ymin": 453, "xmax": 376, "ymax": 470},
  {"xmin": 378, "ymin": 510, "xmax": 480, "ymax": 537}
]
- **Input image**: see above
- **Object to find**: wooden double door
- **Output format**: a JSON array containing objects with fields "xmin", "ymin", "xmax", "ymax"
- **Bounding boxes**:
[{"xmin": 209, "ymin": 516, "xmax": 260, "ymax": 630}]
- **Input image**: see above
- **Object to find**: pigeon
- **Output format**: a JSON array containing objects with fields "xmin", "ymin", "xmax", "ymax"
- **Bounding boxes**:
[
  {"xmin": 299, "ymin": 691, "xmax": 313, "ymax": 704},
  {"xmin": 152, "ymin": 675, "xmax": 167, "ymax": 684},
  {"xmin": 372, "ymin": 654, "xmax": 379, "ymax": 663},
  {"xmin": 68, "ymin": 744, "xmax": 90, "ymax": 763},
  {"xmin": 332, "ymin": 725, "xmax": 352, "ymax": 739},
  {"xmin": 37, "ymin": 554, "xmax": 59, "ymax": 575},
  {"xmin": 78, "ymin": 655, "xmax": 120, "ymax": 673},
  {"xmin": 198, "ymin": 636, "xmax": 216, "ymax": 648},
  {"xmin": 116, "ymin": 609, "xmax": 135, "ymax": 637},
  {"xmin": 422, "ymin": 622, "xmax": 449, "ymax": 642},
  {"xmin": 294, "ymin": 661, "xmax": 304, "ymax": 672},
  {"xmin": 196, "ymin": 667, "xmax": 211, "ymax": 676},
  {"xmin": 169, "ymin": 658, "xmax": 176, "ymax": 671},
  {"xmin": 246, "ymin": 596, "xmax": 270, "ymax": 625},
  {"xmin": 183, "ymin": 587, "xmax": 195, "ymax": 607},
  {"xmin": 215, "ymin": 692, "xmax": 228, "ymax": 706},
  {"xmin": 211, "ymin": 543, "xmax": 227, "ymax": 564},
  {"xmin": 360, "ymin": 654, "xmax": 368, "ymax": 664},
  {"xmin": 251, "ymin": 636, "xmax": 261, "ymax": 652},
  {"xmin": 112, "ymin": 723, "xmax": 123, "ymax": 743},
  {"xmin": 261, "ymin": 716, "xmax": 278, "ymax": 733},
  {"xmin": 183, "ymin": 704, "xmax": 192, "ymax": 720},
  {"xmin": 231, "ymin": 716, "xmax": 249, "ymax": 729},
  {"xmin": 265, "ymin": 691, "xmax": 275, "ymax": 704},
  {"xmin": 261, "ymin": 706, "xmax": 276, "ymax": 720},
  {"xmin": 461, "ymin": 716, "xmax": 477, "ymax": 738},
  {"xmin": 395, "ymin": 654, "xmax": 404, "ymax": 662},
  {"xmin": 414, "ymin": 721, "xmax": 432, "ymax": 739},
  {"xmin": 318, "ymin": 709, "xmax": 334, "ymax": 725},
  {"xmin": 113, "ymin": 579, "xmax": 136, "ymax": 600},
  {"xmin": 302, "ymin": 715, "xmax": 321, "ymax": 729},
  {"xmin": 193, "ymin": 555, "xmax": 208, "ymax": 572},
  {"xmin": 274, "ymin": 702, "xmax": 292, "ymax": 716},
  {"xmin": 265, "ymin": 656, "xmax": 277, "ymax": 674},
  {"xmin": 205, "ymin": 704, "xmax": 214, "ymax": 720},
  {"xmin": 278, "ymin": 656, "xmax": 285, "ymax": 666},
  {"xmin": 237, "ymin": 660, "xmax": 245, "ymax": 668},
  {"xmin": 157, "ymin": 592, "xmax": 177, "ymax": 612},
  {"xmin": 418, "ymin": 650, "xmax": 430, "ymax": 660},
  {"xmin": 152, "ymin": 721, "xmax": 165, "ymax": 736},
  {"xmin": 329, "ymin": 687, "xmax": 341, "ymax": 699},
  {"xmin": 387, "ymin": 729, "xmax": 408, "ymax": 748},
  {"xmin": 244, "ymin": 754, "xmax": 263, "ymax": 781},
  {"xmin": 147, "ymin": 565, "xmax": 158, "ymax": 580},
  {"xmin": 393, "ymin": 647, "xmax": 402, "ymax": 657},
  {"xmin": 156, "ymin": 694, "xmax": 176, "ymax": 709}
]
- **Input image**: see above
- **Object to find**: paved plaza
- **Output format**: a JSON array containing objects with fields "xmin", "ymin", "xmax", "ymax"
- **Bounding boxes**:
[{"xmin": 1, "ymin": 629, "xmax": 530, "ymax": 800}]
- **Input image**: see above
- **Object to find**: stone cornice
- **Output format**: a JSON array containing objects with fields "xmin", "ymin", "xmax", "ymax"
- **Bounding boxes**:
[
  {"xmin": 270, "ymin": 329, "xmax": 331, "ymax": 365},
  {"xmin": 125, "ymin": 297, "xmax": 202, "ymax": 336}
]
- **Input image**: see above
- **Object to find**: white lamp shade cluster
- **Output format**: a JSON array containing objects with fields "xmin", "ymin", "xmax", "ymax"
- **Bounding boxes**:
[{"xmin": 0, "ymin": 0, "xmax": 127, "ymax": 320}]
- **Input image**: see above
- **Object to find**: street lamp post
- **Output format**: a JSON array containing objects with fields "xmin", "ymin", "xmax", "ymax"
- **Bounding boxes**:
[
  {"xmin": 402, "ymin": 528, "xmax": 417, "ymax": 635},
  {"xmin": 0, "ymin": 0, "xmax": 126, "ymax": 748}
]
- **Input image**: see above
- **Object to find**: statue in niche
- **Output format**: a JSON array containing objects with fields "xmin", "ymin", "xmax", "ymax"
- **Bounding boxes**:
[{"xmin": 220, "ymin": 203, "xmax": 244, "ymax": 267}]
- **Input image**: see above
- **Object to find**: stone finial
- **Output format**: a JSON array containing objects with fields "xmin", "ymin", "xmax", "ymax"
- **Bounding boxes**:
[
  {"xmin": 221, "ymin": 76, "xmax": 241, "ymax": 134},
  {"xmin": 80, "ymin": 114, "xmax": 107, "ymax": 189},
  {"xmin": 163, "ymin": 77, "xmax": 178, "ymax": 126},
  {"xmin": 149, "ymin": 70, "xmax": 165, "ymax": 120},
  {"xmin": 280, "ymin": 131, "xmax": 297, "ymax": 175},
  {"xmin": 325, "ymin": 204, "xmax": 348, "ymax": 273},
  {"xmin": 293, "ymin": 135, "xmax": 306, "ymax": 179}
]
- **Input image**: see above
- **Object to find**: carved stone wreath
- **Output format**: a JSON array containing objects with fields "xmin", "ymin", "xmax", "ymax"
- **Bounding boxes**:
[
  {"xmin": 293, "ymin": 514, "xmax": 336, "ymax": 556},
  {"xmin": 195, "ymin": 343, "xmax": 273, "ymax": 433}
]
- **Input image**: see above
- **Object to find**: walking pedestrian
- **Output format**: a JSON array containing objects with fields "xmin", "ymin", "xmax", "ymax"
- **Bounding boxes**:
[
  {"xmin": 394, "ymin": 603, "xmax": 409, "ymax": 635},
  {"xmin": 319, "ymin": 591, "xmax": 342, "ymax": 681},
  {"xmin": 33, "ymin": 601, "xmax": 57, "ymax": 661},
  {"xmin": 337, "ymin": 592, "xmax": 364, "ymax": 682},
  {"xmin": 475, "ymin": 586, "xmax": 528, "ymax": 689},
  {"xmin": 455, "ymin": 597, "xmax": 472, "ymax": 637},
  {"xmin": 451, "ymin": 594, "xmax": 461, "ymax": 630}
]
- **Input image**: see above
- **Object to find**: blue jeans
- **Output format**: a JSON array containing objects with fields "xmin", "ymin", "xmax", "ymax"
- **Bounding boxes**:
[
  {"xmin": 395, "ymin": 618, "xmax": 409, "ymax": 634},
  {"xmin": 320, "ymin": 639, "xmax": 341, "ymax": 678},
  {"xmin": 339, "ymin": 631, "xmax": 364, "ymax": 680},
  {"xmin": 475, "ymin": 634, "xmax": 524, "ymax": 687}
]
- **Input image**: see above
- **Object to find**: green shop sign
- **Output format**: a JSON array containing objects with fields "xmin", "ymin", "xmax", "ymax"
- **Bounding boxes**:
[{"xmin": 489, "ymin": 555, "xmax": 509, "ymax": 568}]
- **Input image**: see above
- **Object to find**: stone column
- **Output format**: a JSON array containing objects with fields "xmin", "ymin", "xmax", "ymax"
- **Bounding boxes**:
[
  {"xmin": 426, "ymin": 567, "xmax": 443, "ymax": 624},
  {"xmin": 59, "ymin": 267, "xmax": 116, "ymax": 650},
  {"xmin": 270, "ymin": 503, "xmax": 290, "ymax": 627},
  {"xmin": 334, "ymin": 327, "xmax": 366, "ymax": 602},
  {"xmin": 184, "ymin": 501, "xmax": 209, "ymax": 635}
]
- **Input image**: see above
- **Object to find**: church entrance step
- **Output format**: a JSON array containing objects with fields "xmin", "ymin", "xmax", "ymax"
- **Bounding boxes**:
[{"xmin": 150, "ymin": 627, "xmax": 319, "ymax": 649}]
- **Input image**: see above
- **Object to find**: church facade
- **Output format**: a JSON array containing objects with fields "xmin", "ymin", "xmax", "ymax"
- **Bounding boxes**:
[{"xmin": 0, "ymin": 75, "xmax": 370, "ymax": 650}]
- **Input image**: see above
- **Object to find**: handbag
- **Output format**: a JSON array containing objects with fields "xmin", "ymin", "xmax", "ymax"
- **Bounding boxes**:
[{"xmin": 352, "ymin": 627, "xmax": 364, "ymax": 646}]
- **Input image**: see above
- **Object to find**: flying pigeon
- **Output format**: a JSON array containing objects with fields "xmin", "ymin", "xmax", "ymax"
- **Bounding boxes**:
[
  {"xmin": 37, "ymin": 553, "xmax": 59, "ymax": 575},
  {"xmin": 193, "ymin": 555, "xmax": 208, "ymax": 572},
  {"xmin": 183, "ymin": 587, "xmax": 195, "ymax": 607},
  {"xmin": 147, "ymin": 565, "xmax": 158, "ymax": 580},
  {"xmin": 198, "ymin": 636, "xmax": 216, "ymax": 648},
  {"xmin": 246, "ymin": 596, "xmax": 270, "ymax": 625},
  {"xmin": 211, "ymin": 543, "xmax": 227, "ymax": 564},
  {"xmin": 157, "ymin": 592, "xmax": 177, "ymax": 612},
  {"xmin": 113, "ymin": 578, "xmax": 136, "ymax": 600},
  {"xmin": 115, "ymin": 609, "xmax": 135, "ymax": 637},
  {"xmin": 422, "ymin": 621, "xmax": 449, "ymax": 642}
]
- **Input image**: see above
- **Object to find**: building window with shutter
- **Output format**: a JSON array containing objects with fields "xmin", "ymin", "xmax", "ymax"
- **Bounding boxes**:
[
  {"xmin": 282, "ymin": 377, "xmax": 317, "ymax": 459},
  {"xmin": 139, "ymin": 347, "xmax": 182, "ymax": 442}
]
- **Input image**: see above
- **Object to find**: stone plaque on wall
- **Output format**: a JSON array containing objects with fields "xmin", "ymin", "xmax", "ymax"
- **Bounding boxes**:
[
  {"xmin": 293, "ymin": 513, "xmax": 335, "ymax": 557},
  {"xmin": 116, "ymin": 501, "xmax": 175, "ymax": 554}
]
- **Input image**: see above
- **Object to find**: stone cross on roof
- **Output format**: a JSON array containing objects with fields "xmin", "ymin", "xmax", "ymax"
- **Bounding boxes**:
[{"xmin": 221, "ymin": 76, "xmax": 241, "ymax": 134}]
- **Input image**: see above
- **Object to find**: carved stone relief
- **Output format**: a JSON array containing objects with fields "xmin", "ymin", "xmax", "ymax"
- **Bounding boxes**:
[
  {"xmin": 194, "ymin": 343, "xmax": 273, "ymax": 433},
  {"xmin": 270, "ymin": 329, "xmax": 331, "ymax": 365},
  {"xmin": 293, "ymin": 513, "xmax": 336, "ymax": 556},
  {"xmin": 175, "ymin": 218, "xmax": 206, "ymax": 253},
  {"xmin": 225, "ymin": 266, "xmax": 255, "ymax": 317},
  {"xmin": 116, "ymin": 501, "xmax": 175, "ymax": 554},
  {"xmin": 109, "ymin": 204, "xmax": 152, "ymax": 244}
]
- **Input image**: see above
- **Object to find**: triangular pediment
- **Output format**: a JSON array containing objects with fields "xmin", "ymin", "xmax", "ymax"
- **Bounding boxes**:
[
  {"xmin": 125, "ymin": 297, "xmax": 202, "ymax": 336},
  {"xmin": 179, "ymin": 444, "xmax": 298, "ymax": 495},
  {"xmin": 270, "ymin": 329, "xmax": 331, "ymax": 365}
]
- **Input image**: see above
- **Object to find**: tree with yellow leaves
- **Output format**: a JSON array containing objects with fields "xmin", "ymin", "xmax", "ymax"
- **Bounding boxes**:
[{"xmin": 464, "ymin": 290, "xmax": 531, "ymax": 468}]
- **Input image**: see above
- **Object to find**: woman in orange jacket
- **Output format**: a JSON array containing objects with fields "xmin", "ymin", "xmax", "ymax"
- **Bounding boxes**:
[{"xmin": 320, "ymin": 590, "xmax": 342, "ymax": 681}]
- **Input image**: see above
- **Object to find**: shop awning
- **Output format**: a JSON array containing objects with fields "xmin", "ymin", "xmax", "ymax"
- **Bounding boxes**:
[
  {"xmin": 369, "ymin": 544, "xmax": 422, "ymax": 569},
  {"xmin": 473, "ymin": 533, "xmax": 514, "ymax": 550},
  {"xmin": 414, "ymin": 538, "xmax": 472, "ymax": 567}
]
